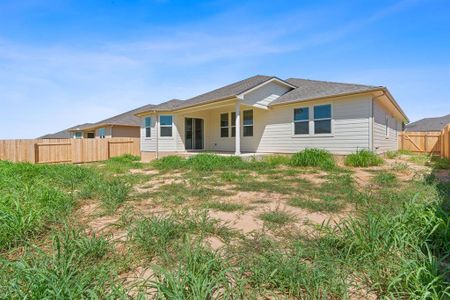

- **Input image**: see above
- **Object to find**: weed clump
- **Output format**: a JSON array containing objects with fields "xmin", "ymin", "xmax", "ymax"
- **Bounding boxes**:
[
  {"xmin": 345, "ymin": 150, "xmax": 383, "ymax": 167},
  {"xmin": 290, "ymin": 148, "xmax": 335, "ymax": 170}
]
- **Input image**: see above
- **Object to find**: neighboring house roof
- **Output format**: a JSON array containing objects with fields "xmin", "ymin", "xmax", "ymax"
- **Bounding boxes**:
[
  {"xmin": 39, "ymin": 123, "xmax": 93, "ymax": 139},
  {"xmin": 405, "ymin": 114, "xmax": 450, "ymax": 132},
  {"xmin": 70, "ymin": 104, "xmax": 156, "ymax": 131},
  {"xmin": 271, "ymin": 78, "xmax": 380, "ymax": 105}
]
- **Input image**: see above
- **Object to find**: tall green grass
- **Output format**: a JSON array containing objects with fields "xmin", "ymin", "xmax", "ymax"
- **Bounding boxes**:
[
  {"xmin": 0, "ymin": 227, "xmax": 126, "ymax": 298},
  {"xmin": 0, "ymin": 159, "xmax": 133, "ymax": 250},
  {"xmin": 345, "ymin": 150, "xmax": 384, "ymax": 167},
  {"xmin": 290, "ymin": 148, "xmax": 336, "ymax": 170}
]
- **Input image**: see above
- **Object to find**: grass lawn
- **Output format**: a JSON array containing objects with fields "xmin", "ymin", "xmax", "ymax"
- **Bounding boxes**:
[{"xmin": 1, "ymin": 151, "xmax": 449, "ymax": 298}]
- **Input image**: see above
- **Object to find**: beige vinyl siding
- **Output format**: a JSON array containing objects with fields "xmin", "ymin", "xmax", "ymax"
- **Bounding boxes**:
[
  {"xmin": 373, "ymin": 100, "xmax": 401, "ymax": 153},
  {"xmin": 245, "ymin": 95, "xmax": 372, "ymax": 154},
  {"xmin": 140, "ymin": 114, "xmax": 182, "ymax": 152},
  {"xmin": 140, "ymin": 114, "xmax": 157, "ymax": 152}
]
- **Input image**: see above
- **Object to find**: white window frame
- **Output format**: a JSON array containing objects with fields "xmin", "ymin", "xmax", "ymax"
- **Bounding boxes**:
[
  {"xmin": 293, "ymin": 107, "xmax": 310, "ymax": 136},
  {"xmin": 292, "ymin": 103, "xmax": 333, "ymax": 137},
  {"xmin": 74, "ymin": 131, "xmax": 83, "ymax": 139},
  {"xmin": 220, "ymin": 112, "xmax": 229, "ymax": 138},
  {"xmin": 144, "ymin": 116, "xmax": 152, "ymax": 139},
  {"xmin": 159, "ymin": 115, "xmax": 173, "ymax": 138}
]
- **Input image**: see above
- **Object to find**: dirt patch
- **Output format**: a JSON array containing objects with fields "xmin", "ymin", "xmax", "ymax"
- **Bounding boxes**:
[
  {"xmin": 120, "ymin": 266, "xmax": 156, "ymax": 298},
  {"xmin": 204, "ymin": 236, "xmax": 225, "ymax": 250},
  {"xmin": 209, "ymin": 191, "xmax": 347, "ymax": 233}
]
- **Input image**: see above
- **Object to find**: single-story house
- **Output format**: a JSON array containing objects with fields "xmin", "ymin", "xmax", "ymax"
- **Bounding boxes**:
[
  {"xmin": 405, "ymin": 114, "xmax": 450, "ymax": 132},
  {"xmin": 41, "ymin": 105, "xmax": 154, "ymax": 139},
  {"xmin": 39, "ymin": 123, "xmax": 93, "ymax": 139},
  {"xmin": 134, "ymin": 75, "xmax": 408, "ymax": 160}
]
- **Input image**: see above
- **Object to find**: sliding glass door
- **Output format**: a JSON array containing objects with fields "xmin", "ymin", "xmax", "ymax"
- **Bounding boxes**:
[{"xmin": 185, "ymin": 118, "xmax": 204, "ymax": 150}]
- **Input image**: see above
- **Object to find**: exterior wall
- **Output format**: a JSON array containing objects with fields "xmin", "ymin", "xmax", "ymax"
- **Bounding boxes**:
[
  {"xmin": 207, "ymin": 95, "xmax": 372, "ymax": 154},
  {"xmin": 140, "ymin": 95, "xmax": 374, "ymax": 155},
  {"xmin": 111, "ymin": 126, "xmax": 140, "ymax": 138},
  {"xmin": 373, "ymin": 100, "xmax": 401, "ymax": 153}
]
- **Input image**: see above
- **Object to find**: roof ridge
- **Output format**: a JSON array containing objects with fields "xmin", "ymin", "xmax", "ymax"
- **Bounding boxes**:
[
  {"xmin": 287, "ymin": 77, "xmax": 380, "ymax": 88},
  {"xmin": 185, "ymin": 74, "xmax": 274, "ymax": 101}
]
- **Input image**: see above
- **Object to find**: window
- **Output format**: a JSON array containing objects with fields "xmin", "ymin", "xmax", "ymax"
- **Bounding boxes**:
[
  {"xmin": 74, "ymin": 131, "xmax": 82, "ymax": 139},
  {"xmin": 144, "ymin": 117, "xmax": 152, "ymax": 138},
  {"xmin": 243, "ymin": 110, "xmax": 253, "ymax": 137},
  {"xmin": 160, "ymin": 115, "xmax": 173, "ymax": 137},
  {"xmin": 294, "ymin": 107, "xmax": 309, "ymax": 135},
  {"xmin": 385, "ymin": 114, "xmax": 389, "ymax": 137},
  {"xmin": 87, "ymin": 132, "xmax": 95, "ymax": 139},
  {"xmin": 314, "ymin": 105, "xmax": 332, "ymax": 134},
  {"xmin": 220, "ymin": 113, "xmax": 229, "ymax": 137},
  {"xmin": 98, "ymin": 128, "xmax": 106, "ymax": 138},
  {"xmin": 231, "ymin": 112, "xmax": 236, "ymax": 137}
]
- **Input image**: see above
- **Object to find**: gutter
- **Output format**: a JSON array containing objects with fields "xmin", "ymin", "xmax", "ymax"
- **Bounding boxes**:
[{"xmin": 269, "ymin": 87, "xmax": 409, "ymax": 123}]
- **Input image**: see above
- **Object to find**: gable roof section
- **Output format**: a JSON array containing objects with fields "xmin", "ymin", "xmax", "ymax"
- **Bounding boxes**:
[
  {"xmin": 39, "ymin": 123, "xmax": 93, "ymax": 139},
  {"xmin": 271, "ymin": 78, "xmax": 380, "ymax": 105},
  {"xmin": 405, "ymin": 114, "xmax": 450, "ymax": 132},
  {"xmin": 73, "ymin": 104, "xmax": 156, "ymax": 131},
  {"xmin": 135, "ymin": 75, "xmax": 294, "ymax": 115}
]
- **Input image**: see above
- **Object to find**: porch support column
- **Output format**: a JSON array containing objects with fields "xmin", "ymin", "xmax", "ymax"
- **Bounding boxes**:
[{"xmin": 235, "ymin": 101, "xmax": 241, "ymax": 155}]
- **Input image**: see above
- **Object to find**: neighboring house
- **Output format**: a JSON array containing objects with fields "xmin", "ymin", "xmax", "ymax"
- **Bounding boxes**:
[
  {"xmin": 39, "ymin": 123, "xmax": 93, "ymax": 139},
  {"xmin": 41, "ymin": 105, "xmax": 154, "ymax": 139},
  {"xmin": 405, "ymin": 114, "xmax": 450, "ymax": 132},
  {"xmin": 134, "ymin": 75, "xmax": 408, "ymax": 160}
]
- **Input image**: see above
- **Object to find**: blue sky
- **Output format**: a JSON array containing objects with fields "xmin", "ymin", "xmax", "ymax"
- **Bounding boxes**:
[{"xmin": 0, "ymin": 0, "xmax": 449, "ymax": 138}]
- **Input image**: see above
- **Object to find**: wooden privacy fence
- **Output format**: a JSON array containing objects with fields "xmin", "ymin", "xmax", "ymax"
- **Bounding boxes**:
[
  {"xmin": 0, "ymin": 138, "xmax": 140, "ymax": 164},
  {"xmin": 399, "ymin": 124, "xmax": 450, "ymax": 159},
  {"xmin": 441, "ymin": 124, "xmax": 450, "ymax": 159}
]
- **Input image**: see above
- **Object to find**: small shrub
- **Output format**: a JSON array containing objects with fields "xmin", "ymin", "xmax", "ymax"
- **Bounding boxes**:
[
  {"xmin": 290, "ymin": 148, "xmax": 335, "ymax": 170},
  {"xmin": 345, "ymin": 150, "xmax": 383, "ymax": 167}
]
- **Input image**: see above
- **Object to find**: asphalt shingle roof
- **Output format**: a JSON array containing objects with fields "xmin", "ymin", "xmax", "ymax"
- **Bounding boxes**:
[
  {"xmin": 405, "ymin": 114, "xmax": 450, "ymax": 132},
  {"xmin": 38, "ymin": 123, "xmax": 93, "ymax": 139},
  {"xmin": 271, "ymin": 78, "xmax": 380, "ymax": 105},
  {"xmin": 178, "ymin": 75, "xmax": 274, "ymax": 109}
]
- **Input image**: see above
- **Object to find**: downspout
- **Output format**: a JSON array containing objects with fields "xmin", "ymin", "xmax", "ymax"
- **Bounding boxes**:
[
  {"xmin": 369, "ymin": 98, "xmax": 374, "ymax": 151},
  {"xmin": 156, "ymin": 112, "xmax": 159, "ymax": 159}
]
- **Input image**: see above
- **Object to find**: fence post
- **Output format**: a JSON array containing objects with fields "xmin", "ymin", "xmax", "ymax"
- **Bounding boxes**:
[
  {"xmin": 34, "ymin": 143, "xmax": 39, "ymax": 163},
  {"xmin": 107, "ymin": 140, "xmax": 111, "ymax": 159}
]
